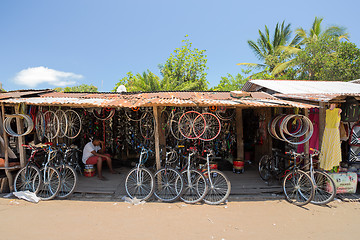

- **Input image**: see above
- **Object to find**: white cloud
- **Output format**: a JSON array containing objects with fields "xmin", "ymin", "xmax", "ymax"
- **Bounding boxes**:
[{"xmin": 13, "ymin": 66, "xmax": 83, "ymax": 88}]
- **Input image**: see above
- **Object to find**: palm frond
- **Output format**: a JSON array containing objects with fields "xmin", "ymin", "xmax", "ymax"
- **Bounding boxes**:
[
  {"xmin": 236, "ymin": 63, "xmax": 266, "ymax": 69},
  {"xmin": 271, "ymin": 59, "xmax": 295, "ymax": 75}
]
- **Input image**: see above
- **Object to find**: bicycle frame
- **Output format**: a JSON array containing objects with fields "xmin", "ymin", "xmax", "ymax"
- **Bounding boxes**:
[{"xmin": 136, "ymin": 147, "xmax": 150, "ymax": 183}]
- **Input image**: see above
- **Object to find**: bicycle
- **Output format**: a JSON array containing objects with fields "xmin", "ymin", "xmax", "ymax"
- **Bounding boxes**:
[
  {"xmin": 54, "ymin": 144, "xmax": 78, "ymax": 199},
  {"xmin": 282, "ymin": 151, "xmax": 315, "ymax": 206},
  {"xmin": 125, "ymin": 146, "xmax": 155, "ymax": 201},
  {"xmin": 307, "ymin": 148, "xmax": 336, "ymax": 205},
  {"xmin": 153, "ymin": 147, "xmax": 184, "ymax": 202},
  {"xmin": 200, "ymin": 149, "xmax": 231, "ymax": 205},
  {"xmin": 180, "ymin": 148, "xmax": 208, "ymax": 204}
]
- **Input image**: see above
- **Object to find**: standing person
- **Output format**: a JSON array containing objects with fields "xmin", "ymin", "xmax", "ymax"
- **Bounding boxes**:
[
  {"xmin": 319, "ymin": 104, "xmax": 342, "ymax": 171},
  {"xmin": 82, "ymin": 138, "xmax": 118, "ymax": 180}
]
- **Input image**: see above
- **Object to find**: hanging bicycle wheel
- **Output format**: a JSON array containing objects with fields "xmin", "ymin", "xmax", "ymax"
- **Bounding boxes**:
[
  {"xmin": 161, "ymin": 110, "xmax": 171, "ymax": 138},
  {"xmin": 180, "ymin": 169, "xmax": 208, "ymax": 204},
  {"xmin": 37, "ymin": 166, "xmax": 61, "ymax": 201},
  {"xmin": 283, "ymin": 170, "xmax": 314, "ymax": 206},
  {"xmin": 204, "ymin": 170, "xmax": 231, "ymax": 205},
  {"xmin": 65, "ymin": 110, "xmax": 82, "ymax": 139},
  {"xmin": 14, "ymin": 165, "xmax": 42, "ymax": 194},
  {"xmin": 125, "ymin": 108, "xmax": 145, "ymax": 121},
  {"xmin": 57, "ymin": 165, "xmax": 78, "ymax": 199},
  {"xmin": 125, "ymin": 167, "xmax": 154, "ymax": 201},
  {"xmin": 179, "ymin": 111, "xmax": 206, "ymax": 140},
  {"xmin": 308, "ymin": 170, "xmax": 336, "ymax": 205},
  {"xmin": 44, "ymin": 111, "xmax": 60, "ymax": 140},
  {"xmin": 170, "ymin": 112, "xmax": 185, "ymax": 141},
  {"xmin": 198, "ymin": 113, "xmax": 221, "ymax": 141},
  {"xmin": 93, "ymin": 108, "xmax": 115, "ymax": 120},
  {"xmin": 216, "ymin": 107, "xmax": 235, "ymax": 121},
  {"xmin": 35, "ymin": 111, "xmax": 45, "ymax": 142},
  {"xmin": 56, "ymin": 110, "xmax": 68, "ymax": 138},
  {"xmin": 154, "ymin": 168, "xmax": 184, "ymax": 202},
  {"xmin": 140, "ymin": 112, "xmax": 155, "ymax": 139}
]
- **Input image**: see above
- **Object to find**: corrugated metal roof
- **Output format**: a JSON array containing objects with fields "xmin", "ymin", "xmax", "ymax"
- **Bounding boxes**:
[
  {"xmin": 275, "ymin": 93, "xmax": 360, "ymax": 103},
  {"xmin": 0, "ymin": 89, "xmax": 52, "ymax": 100},
  {"xmin": 242, "ymin": 80, "xmax": 360, "ymax": 94},
  {"xmin": 1, "ymin": 91, "xmax": 317, "ymax": 109}
]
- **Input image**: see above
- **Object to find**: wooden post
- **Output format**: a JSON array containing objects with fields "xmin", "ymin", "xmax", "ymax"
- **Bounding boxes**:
[
  {"xmin": 15, "ymin": 105, "xmax": 26, "ymax": 167},
  {"xmin": 265, "ymin": 107, "xmax": 272, "ymax": 155},
  {"xmin": 235, "ymin": 108, "xmax": 244, "ymax": 161},
  {"xmin": 153, "ymin": 106, "xmax": 161, "ymax": 170},
  {"xmin": 304, "ymin": 108, "xmax": 310, "ymax": 170},
  {"xmin": 1, "ymin": 103, "xmax": 13, "ymax": 192},
  {"xmin": 318, "ymin": 102, "xmax": 327, "ymax": 150}
]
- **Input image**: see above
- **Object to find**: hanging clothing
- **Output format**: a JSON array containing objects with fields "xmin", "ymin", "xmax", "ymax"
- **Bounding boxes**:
[{"xmin": 319, "ymin": 108, "xmax": 342, "ymax": 171}]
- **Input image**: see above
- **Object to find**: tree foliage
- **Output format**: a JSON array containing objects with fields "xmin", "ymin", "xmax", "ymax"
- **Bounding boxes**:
[
  {"xmin": 54, "ymin": 84, "xmax": 98, "ymax": 92},
  {"xmin": 211, "ymin": 70, "xmax": 252, "ymax": 91},
  {"xmin": 113, "ymin": 36, "xmax": 209, "ymax": 92},
  {"xmin": 293, "ymin": 37, "xmax": 360, "ymax": 81}
]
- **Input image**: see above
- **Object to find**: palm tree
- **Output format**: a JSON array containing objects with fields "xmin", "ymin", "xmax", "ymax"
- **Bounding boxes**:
[
  {"xmin": 272, "ymin": 17, "xmax": 349, "ymax": 75},
  {"xmin": 238, "ymin": 21, "xmax": 301, "ymax": 72},
  {"xmin": 126, "ymin": 70, "xmax": 162, "ymax": 92}
]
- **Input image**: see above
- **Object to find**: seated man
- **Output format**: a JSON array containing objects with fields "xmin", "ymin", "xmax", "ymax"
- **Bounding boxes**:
[{"xmin": 82, "ymin": 138, "xmax": 117, "ymax": 180}]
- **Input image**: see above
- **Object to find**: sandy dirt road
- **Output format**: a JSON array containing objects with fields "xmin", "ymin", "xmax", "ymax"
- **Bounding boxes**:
[{"xmin": 0, "ymin": 197, "xmax": 359, "ymax": 240}]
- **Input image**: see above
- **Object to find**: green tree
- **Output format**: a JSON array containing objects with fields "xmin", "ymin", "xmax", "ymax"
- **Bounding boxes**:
[
  {"xmin": 160, "ymin": 36, "xmax": 209, "ymax": 90},
  {"xmin": 238, "ymin": 21, "xmax": 301, "ymax": 72},
  {"xmin": 54, "ymin": 84, "xmax": 98, "ymax": 92},
  {"xmin": 212, "ymin": 70, "xmax": 252, "ymax": 91},
  {"xmin": 292, "ymin": 37, "xmax": 360, "ymax": 81},
  {"xmin": 273, "ymin": 17, "xmax": 349, "ymax": 75},
  {"xmin": 113, "ymin": 70, "xmax": 162, "ymax": 92}
]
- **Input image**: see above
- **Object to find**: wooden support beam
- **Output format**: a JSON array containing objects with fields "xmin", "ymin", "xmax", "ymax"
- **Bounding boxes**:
[
  {"xmin": 153, "ymin": 106, "xmax": 161, "ymax": 171},
  {"xmin": 15, "ymin": 105, "xmax": 26, "ymax": 167},
  {"xmin": 235, "ymin": 108, "xmax": 244, "ymax": 161},
  {"xmin": 318, "ymin": 102, "xmax": 326, "ymax": 150},
  {"xmin": 1, "ymin": 103, "xmax": 14, "ymax": 192},
  {"xmin": 265, "ymin": 107, "xmax": 272, "ymax": 155}
]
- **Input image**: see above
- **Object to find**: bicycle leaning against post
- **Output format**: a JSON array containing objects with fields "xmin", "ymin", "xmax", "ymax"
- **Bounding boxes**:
[
  {"xmin": 282, "ymin": 151, "xmax": 315, "ymax": 206},
  {"xmin": 153, "ymin": 147, "xmax": 184, "ymax": 202},
  {"xmin": 307, "ymin": 148, "xmax": 336, "ymax": 205},
  {"xmin": 125, "ymin": 146, "xmax": 155, "ymax": 201}
]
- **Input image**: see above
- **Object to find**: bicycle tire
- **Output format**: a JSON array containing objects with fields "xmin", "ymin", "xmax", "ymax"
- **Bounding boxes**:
[
  {"xmin": 198, "ymin": 112, "xmax": 221, "ymax": 141},
  {"xmin": 35, "ymin": 111, "xmax": 45, "ymax": 142},
  {"xmin": 14, "ymin": 165, "xmax": 42, "ymax": 194},
  {"xmin": 282, "ymin": 169, "xmax": 314, "ymax": 206},
  {"xmin": 37, "ymin": 166, "xmax": 61, "ymax": 201},
  {"xmin": 307, "ymin": 170, "xmax": 336, "ymax": 205},
  {"xmin": 56, "ymin": 110, "xmax": 68, "ymax": 138},
  {"xmin": 169, "ymin": 112, "xmax": 185, "ymax": 141},
  {"xmin": 44, "ymin": 110, "xmax": 60, "ymax": 140},
  {"xmin": 140, "ymin": 112, "xmax": 155, "ymax": 140},
  {"xmin": 204, "ymin": 170, "xmax": 231, "ymax": 205},
  {"xmin": 216, "ymin": 108, "xmax": 235, "ymax": 121},
  {"xmin": 153, "ymin": 168, "xmax": 184, "ymax": 202},
  {"xmin": 125, "ymin": 167, "xmax": 154, "ymax": 201},
  {"xmin": 258, "ymin": 155, "xmax": 273, "ymax": 181},
  {"xmin": 180, "ymin": 169, "xmax": 208, "ymax": 204},
  {"xmin": 65, "ymin": 110, "xmax": 82, "ymax": 139},
  {"xmin": 125, "ymin": 108, "xmax": 145, "ymax": 121},
  {"xmin": 178, "ymin": 111, "xmax": 206, "ymax": 140},
  {"xmin": 57, "ymin": 165, "xmax": 78, "ymax": 199}
]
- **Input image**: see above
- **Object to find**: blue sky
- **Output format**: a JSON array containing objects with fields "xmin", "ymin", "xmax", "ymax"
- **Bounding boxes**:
[{"xmin": 1, "ymin": 0, "xmax": 359, "ymax": 91}]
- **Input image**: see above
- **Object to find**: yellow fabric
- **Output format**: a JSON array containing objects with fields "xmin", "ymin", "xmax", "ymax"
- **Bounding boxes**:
[{"xmin": 319, "ymin": 108, "xmax": 342, "ymax": 170}]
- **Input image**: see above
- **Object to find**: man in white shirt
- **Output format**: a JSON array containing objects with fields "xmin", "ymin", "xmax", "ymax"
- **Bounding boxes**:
[{"xmin": 82, "ymin": 138, "xmax": 117, "ymax": 180}]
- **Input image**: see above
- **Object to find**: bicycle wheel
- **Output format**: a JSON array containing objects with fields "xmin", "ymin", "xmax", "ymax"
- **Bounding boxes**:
[
  {"xmin": 216, "ymin": 108, "xmax": 235, "ymax": 121},
  {"xmin": 154, "ymin": 168, "xmax": 184, "ymax": 202},
  {"xmin": 161, "ymin": 110, "xmax": 170, "ymax": 138},
  {"xmin": 258, "ymin": 155, "xmax": 272, "ymax": 181},
  {"xmin": 179, "ymin": 111, "xmax": 205, "ymax": 140},
  {"xmin": 56, "ymin": 110, "xmax": 68, "ymax": 138},
  {"xmin": 204, "ymin": 170, "xmax": 231, "ymax": 205},
  {"xmin": 170, "ymin": 112, "xmax": 185, "ymax": 141},
  {"xmin": 180, "ymin": 169, "xmax": 208, "ymax": 204},
  {"xmin": 35, "ymin": 111, "xmax": 45, "ymax": 142},
  {"xmin": 125, "ymin": 167, "xmax": 154, "ymax": 201},
  {"xmin": 140, "ymin": 112, "xmax": 155, "ymax": 140},
  {"xmin": 44, "ymin": 111, "xmax": 60, "ymax": 140},
  {"xmin": 14, "ymin": 165, "xmax": 42, "ymax": 194},
  {"xmin": 283, "ymin": 170, "xmax": 314, "ymax": 206},
  {"xmin": 308, "ymin": 170, "xmax": 336, "ymax": 205},
  {"xmin": 125, "ymin": 108, "xmax": 145, "ymax": 121},
  {"xmin": 37, "ymin": 166, "xmax": 61, "ymax": 201},
  {"xmin": 198, "ymin": 113, "xmax": 221, "ymax": 141},
  {"xmin": 65, "ymin": 110, "xmax": 82, "ymax": 139},
  {"xmin": 93, "ymin": 108, "xmax": 115, "ymax": 120},
  {"xmin": 57, "ymin": 165, "xmax": 78, "ymax": 199}
]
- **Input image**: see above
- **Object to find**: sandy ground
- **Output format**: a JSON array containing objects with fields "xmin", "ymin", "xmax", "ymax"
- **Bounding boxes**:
[{"xmin": 0, "ymin": 197, "xmax": 359, "ymax": 240}]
